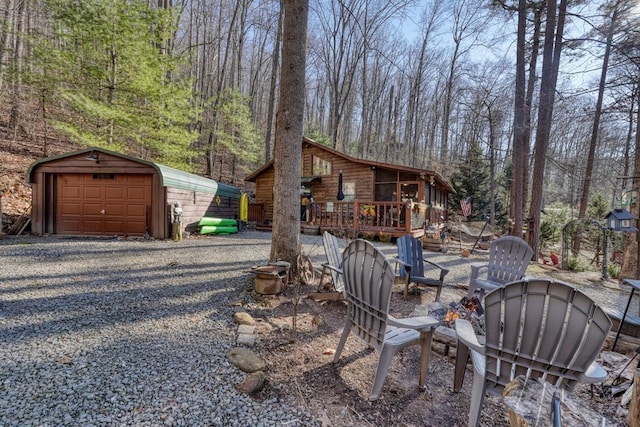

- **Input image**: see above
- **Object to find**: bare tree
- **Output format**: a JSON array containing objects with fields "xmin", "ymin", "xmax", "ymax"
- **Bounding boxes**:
[
  {"xmin": 511, "ymin": 0, "xmax": 527, "ymax": 237},
  {"xmin": 404, "ymin": 3, "xmax": 442, "ymax": 167},
  {"xmin": 264, "ymin": 0, "xmax": 283, "ymax": 161},
  {"xmin": 439, "ymin": 0, "xmax": 483, "ymax": 163},
  {"xmin": 576, "ymin": 0, "xmax": 626, "ymax": 222}
]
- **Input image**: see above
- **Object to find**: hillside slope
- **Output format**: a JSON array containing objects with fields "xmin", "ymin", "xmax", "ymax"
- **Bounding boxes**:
[{"xmin": 0, "ymin": 129, "xmax": 80, "ymax": 231}]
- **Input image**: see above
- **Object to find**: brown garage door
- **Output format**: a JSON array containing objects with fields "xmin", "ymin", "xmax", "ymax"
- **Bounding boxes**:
[{"xmin": 56, "ymin": 173, "xmax": 152, "ymax": 235}]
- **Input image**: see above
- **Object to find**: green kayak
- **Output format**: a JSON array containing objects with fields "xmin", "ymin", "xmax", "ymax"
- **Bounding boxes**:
[
  {"xmin": 198, "ymin": 217, "xmax": 238, "ymax": 227},
  {"xmin": 199, "ymin": 225, "xmax": 238, "ymax": 235}
]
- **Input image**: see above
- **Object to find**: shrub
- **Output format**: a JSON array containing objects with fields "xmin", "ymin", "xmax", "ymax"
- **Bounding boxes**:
[
  {"xmin": 566, "ymin": 256, "xmax": 593, "ymax": 272},
  {"xmin": 608, "ymin": 263, "xmax": 621, "ymax": 279}
]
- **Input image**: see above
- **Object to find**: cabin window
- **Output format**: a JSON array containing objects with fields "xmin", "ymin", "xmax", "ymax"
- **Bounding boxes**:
[
  {"xmin": 375, "ymin": 168, "xmax": 397, "ymax": 182},
  {"xmin": 375, "ymin": 183, "xmax": 397, "ymax": 201},
  {"xmin": 312, "ymin": 156, "xmax": 332, "ymax": 176},
  {"xmin": 400, "ymin": 183, "xmax": 418, "ymax": 201},
  {"xmin": 343, "ymin": 182, "xmax": 355, "ymax": 201}
]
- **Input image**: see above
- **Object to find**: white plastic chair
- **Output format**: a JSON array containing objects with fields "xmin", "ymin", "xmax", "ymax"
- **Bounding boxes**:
[
  {"xmin": 333, "ymin": 239, "xmax": 439, "ymax": 400},
  {"xmin": 397, "ymin": 235, "xmax": 449, "ymax": 301},
  {"xmin": 454, "ymin": 278, "xmax": 612, "ymax": 427},
  {"xmin": 467, "ymin": 235, "xmax": 533, "ymax": 298},
  {"xmin": 318, "ymin": 231, "xmax": 344, "ymax": 293}
]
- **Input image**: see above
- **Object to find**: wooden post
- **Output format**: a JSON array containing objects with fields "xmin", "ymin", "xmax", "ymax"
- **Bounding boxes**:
[
  {"xmin": 629, "ymin": 369, "xmax": 640, "ymax": 427},
  {"xmin": 171, "ymin": 201, "xmax": 183, "ymax": 241},
  {"xmin": 353, "ymin": 200, "xmax": 359, "ymax": 231},
  {"xmin": 171, "ymin": 221, "xmax": 182, "ymax": 241}
]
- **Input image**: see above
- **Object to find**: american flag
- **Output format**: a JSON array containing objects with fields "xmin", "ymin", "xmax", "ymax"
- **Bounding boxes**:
[{"xmin": 460, "ymin": 197, "xmax": 472, "ymax": 217}]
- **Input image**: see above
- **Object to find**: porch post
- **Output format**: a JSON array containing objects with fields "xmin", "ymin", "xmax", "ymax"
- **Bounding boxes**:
[
  {"xmin": 405, "ymin": 203, "xmax": 412, "ymax": 232},
  {"xmin": 353, "ymin": 200, "xmax": 359, "ymax": 232}
]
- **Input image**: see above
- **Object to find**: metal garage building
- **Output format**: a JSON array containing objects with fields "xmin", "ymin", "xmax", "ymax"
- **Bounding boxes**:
[{"xmin": 27, "ymin": 147, "xmax": 241, "ymax": 238}]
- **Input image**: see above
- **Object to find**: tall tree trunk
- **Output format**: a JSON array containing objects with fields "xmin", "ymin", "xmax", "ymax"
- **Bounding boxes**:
[
  {"xmin": 9, "ymin": 0, "xmax": 26, "ymax": 140},
  {"xmin": 486, "ymin": 100, "xmax": 496, "ymax": 229},
  {"xmin": 527, "ymin": 0, "xmax": 566, "ymax": 259},
  {"xmin": 622, "ymin": 88, "xmax": 640, "ymax": 279},
  {"xmin": 572, "ymin": 5, "xmax": 619, "ymax": 257},
  {"xmin": 0, "ymin": 0, "xmax": 14, "ymax": 91},
  {"xmin": 511, "ymin": 0, "xmax": 527, "ymax": 237},
  {"xmin": 521, "ymin": 5, "xmax": 543, "ymax": 231},
  {"xmin": 384, "ymin": 85, "xmax": 394, "ymax": 162},
  {"xmin": 264, "ymin": 0, "xmax": 283, "ymax": 162},
  {"xmin": 208, "ymin": 1, "xmax": 241, "ymax": 177},
  {"xmin": 622, "ymin": 85, "xmax": 637, "ymax": 190},
  {"xmin": 270, "ymin": 0, "xmax": 308, "ymax": 264},
  {"xmin": 574, "ymin": 7, "xmax": 618, "ymax": 255},
  {"xmin": 440, "ymin": 38, "xmax": 459, "ymax": 164}
]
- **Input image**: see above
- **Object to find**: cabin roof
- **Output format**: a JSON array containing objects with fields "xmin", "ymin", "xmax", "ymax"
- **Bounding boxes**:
[{"xmin": 245, "ymin": 137, "xmax": 454, "ymax": 193}]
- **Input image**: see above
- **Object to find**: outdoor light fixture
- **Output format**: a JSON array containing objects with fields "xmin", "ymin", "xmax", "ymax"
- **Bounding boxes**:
[
  {"xmin": 429, "ymin": 176, "xmax": 435, "ymax": 186},
  {"xmin": 86, "ymin": 150, "xmax": 99, "ymax": 163}
]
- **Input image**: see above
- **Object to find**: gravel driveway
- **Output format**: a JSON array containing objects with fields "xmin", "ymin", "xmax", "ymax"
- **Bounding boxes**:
[
  {"xmin": 2, "ymin": 232, "xmax": 628, "ymax": 426},
  {"xmin": 0, "ymin": 232, "xmax": 331, "ymax": 427}
]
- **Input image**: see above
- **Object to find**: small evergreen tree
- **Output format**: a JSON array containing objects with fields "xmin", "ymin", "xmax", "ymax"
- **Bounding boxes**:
[
  {"xmin": 449, "ymin": 142, "xmax": 490, "ymax": 221},
  {"xmin": 32, "ymin": 0, "xmax": 199, "ymax": 170},
  {"xmin": 587, "ymin": 193, "xmax": 609, "ymax": 220},
  {"xmin": 214, "ymin": 89, "xmax": 263, "ymax": 165}
]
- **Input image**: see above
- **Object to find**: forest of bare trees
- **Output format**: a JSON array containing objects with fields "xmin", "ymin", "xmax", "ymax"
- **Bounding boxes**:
[{"xmin": 1, "ymin": 0, "xmax": 640, "ymax": 251}]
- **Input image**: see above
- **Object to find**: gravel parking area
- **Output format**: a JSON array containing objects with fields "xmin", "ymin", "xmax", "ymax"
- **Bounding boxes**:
[
  {"xmin": 1, "ymin": 232, "xmax": 631, "ymax": 426},
  {"xmin": 0, "ymin": 232, "xmax": 329, "ymax": 427}
]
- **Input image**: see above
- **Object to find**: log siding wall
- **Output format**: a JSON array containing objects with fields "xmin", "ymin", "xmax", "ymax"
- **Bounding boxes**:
[{"xmin": 252, "ymin": 143, "xmax": 451, "ymax": 228}]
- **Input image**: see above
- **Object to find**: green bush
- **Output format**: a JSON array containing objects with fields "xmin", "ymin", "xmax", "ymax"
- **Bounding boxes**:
[
  {"xmin": 540, "ymin": 203, "xmax": 570, "ymax": 250},
  {"xmin": 608, "ymin": 263, "xmax": 621, "ymax": 279},
  {"xmin": 566, "ymin": 256, "xmax": 594, "ymax": 273}
]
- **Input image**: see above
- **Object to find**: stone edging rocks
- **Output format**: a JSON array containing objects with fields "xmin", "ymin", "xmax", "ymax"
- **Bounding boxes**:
[{"xmin": 229, "ymin": 311, "xmax": 265, "ymax": 394}]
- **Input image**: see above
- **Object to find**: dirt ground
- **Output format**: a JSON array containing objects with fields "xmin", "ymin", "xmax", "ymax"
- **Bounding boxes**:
[{"xmin": 245, "ymin": 271, "xmax": 630, "ymax": 427}]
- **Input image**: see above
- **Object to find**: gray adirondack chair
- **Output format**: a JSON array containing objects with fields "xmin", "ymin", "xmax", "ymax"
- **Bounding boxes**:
[
  {"xmin": 454, "ymin": 278, "xmax": 611, "ymax": 427},
  {"xmin": 319, "ymin": 231, "xmax": 344, "ymax": 293},
  {"xmin": 333, "ymin": 239, "xmax": 439, "ymax": 400},
  {"xmin": 467, "ymin": 235, "xmax": 533, "ymax": 298},
  {"xmin": 397, "ymin": 235, "xmax": 449, "ymax": 301}
]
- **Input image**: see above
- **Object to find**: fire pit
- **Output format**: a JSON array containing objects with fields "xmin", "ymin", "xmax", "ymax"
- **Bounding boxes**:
[
  {"xmin": 440, "ymin": 296, "xmax": 485, "ymax": 334},
  {"xmin": 411, "ymin": 297, "xmax": 485, "ymax": 357},
  {"xmin": 250, "ymin": 262, "xmax": 290, "ymax": 295},
  {"xmin": 419, "ymin": 296, "xmax": 484, "ymax": 328}
]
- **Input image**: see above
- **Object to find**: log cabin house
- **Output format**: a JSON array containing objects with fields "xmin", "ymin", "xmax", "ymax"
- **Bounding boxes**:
[{"xmin": 245, "ymin": 137, "xmax": 454, "ymax": 238}]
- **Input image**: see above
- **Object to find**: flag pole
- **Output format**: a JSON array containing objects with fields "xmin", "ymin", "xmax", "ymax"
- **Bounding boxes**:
[{"xmin": 471, "ymin": 216, "xmax": 490, "ymax": 253}]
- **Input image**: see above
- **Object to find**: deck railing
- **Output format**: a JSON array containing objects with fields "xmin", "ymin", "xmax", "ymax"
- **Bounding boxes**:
[{"xmin": 306, "ymin": 200, "xmax": 428, "ymax": 234}]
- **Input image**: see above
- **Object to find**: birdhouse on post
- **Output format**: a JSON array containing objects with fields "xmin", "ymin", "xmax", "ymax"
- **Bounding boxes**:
[{"xmin": 605, "ymin": 208, "xmax": 638, "ymax": 232}]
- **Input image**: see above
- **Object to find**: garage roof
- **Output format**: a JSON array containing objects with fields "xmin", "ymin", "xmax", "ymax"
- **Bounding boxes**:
[
  {"xmin": 156, "ymin": 164, "xmax": 240, "ymax": 198},
  {"xmin": 27, "ymin": 147, "xmax": 241, "ymax": 199}
]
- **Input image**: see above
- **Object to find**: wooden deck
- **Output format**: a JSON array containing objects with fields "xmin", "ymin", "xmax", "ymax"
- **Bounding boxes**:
[
  {"xmin": 307, "ymin": 200, "xmax": 425, "ymax": 238},
  {"xmin": 252, "ymin": 200, "xmax": 446, "ymax": 239}
]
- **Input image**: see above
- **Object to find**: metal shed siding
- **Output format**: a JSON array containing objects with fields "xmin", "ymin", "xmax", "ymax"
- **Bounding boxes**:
[{"xmin": 166, "ymin": 187, "xmax": 240, "ymax": 233}]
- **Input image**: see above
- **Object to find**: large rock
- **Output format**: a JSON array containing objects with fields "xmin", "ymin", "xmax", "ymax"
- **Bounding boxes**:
[
  {"xmin": 236, "ymin": 371, "xmax": 267, "ymax": 394},
  {"xmin": 233, "ymin": 311, "xmax": 256, "ymax": 326},
  {"xmin": 227, "ymin": 347, "xmax": 265, "ymax": 373}
]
